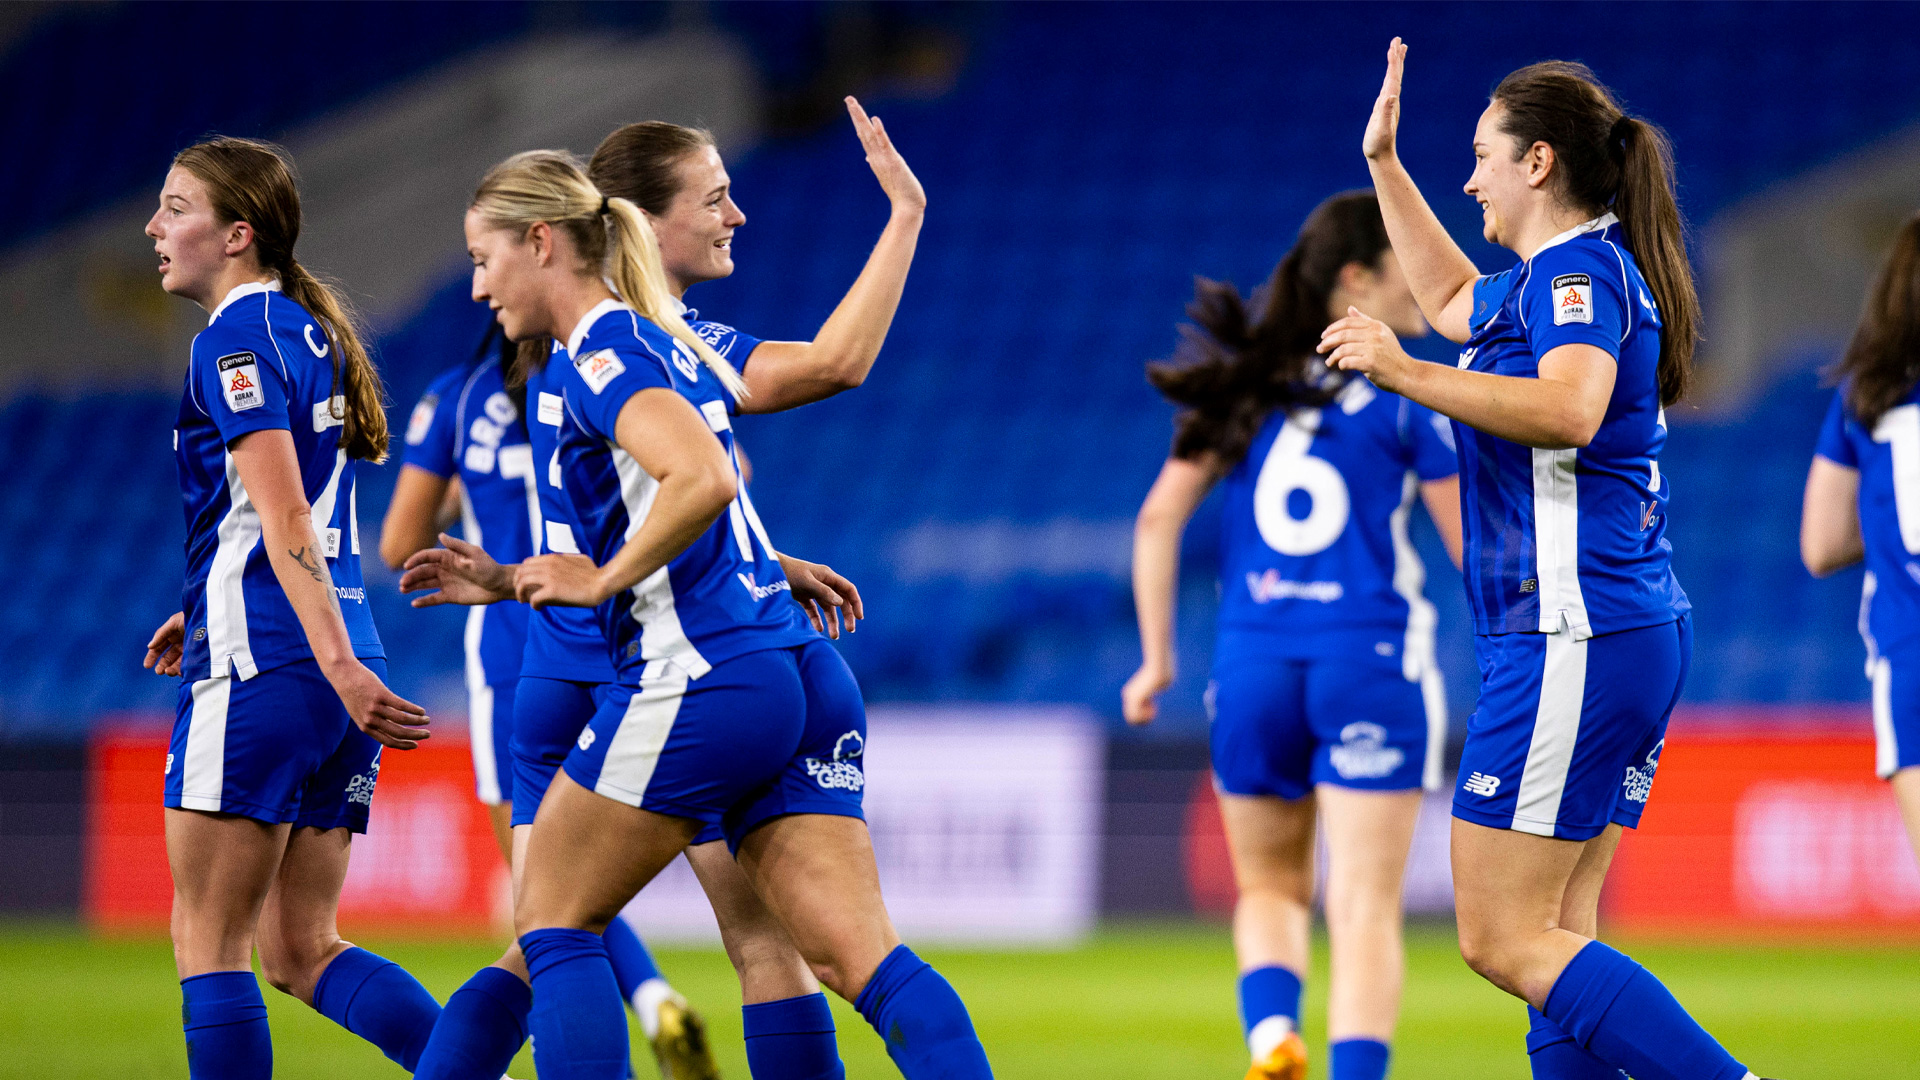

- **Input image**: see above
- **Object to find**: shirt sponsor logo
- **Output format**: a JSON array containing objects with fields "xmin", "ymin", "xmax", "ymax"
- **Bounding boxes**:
[
  {"xmin": 332, "ymin": 585, "xmax": 366, "ymax": 602},
  {"xmin": 1457, "ymin": 345, "xmax": 1479, "ymax": 370},
  {"xmin": 312, "ymin": 396, "xmax": 346, "ymax": 433},
  {"xmin": 1462, "ymin": 771, "xmax": 1501, "ymax": 797},
  {"xmin": 1552, "ymin": 273, "xmax": 1593, "ymax": 325},
  {"xmin": 804, "ymin": 730, "xmax": 866, "ymax": 792},
  {"xmin": 405, "ymin": 393, "xmax": 439, "ymax": 445},
  {"xmin": 1245, "ymin": 569, "xmax": 1343, "ymax": 604},
  {"xmin": 218, "ymin": 352, "xmax": 265, "ymax": 412},
  {"xmin": 693, "ymin": 322, "xmax": 734, "ymax": 350},
  {"xmin": 1329, "ymin": 721, "xmax": 1405, "ymax": 780},
  {"xmin": 737, "ymin": 573, "xmax": 792, "ymax": 601},
  {"xmin": 1622, "ymin": 740, "xmax": 1662, "ymax": 804},
  {"xmin": 537, "ymin": 392, "xmax": 564, "ymax": 427},
  {"xmin": 573, "ymin": 348, "xmax": 627, "ymax": 394}
]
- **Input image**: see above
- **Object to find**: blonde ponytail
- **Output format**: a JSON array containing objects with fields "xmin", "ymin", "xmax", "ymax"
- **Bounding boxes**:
[{"xmin": 471, "ymin": 150, "xmax": 747, "ymax": 402}]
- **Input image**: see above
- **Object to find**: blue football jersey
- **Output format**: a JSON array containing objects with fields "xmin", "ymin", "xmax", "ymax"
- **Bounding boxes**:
[
  {"xmin": 174, "ymin": 281, "xmax": 383, "ymax": 681},
  {"xmin": 1215, "ymin": 379, "xmax": 1459, "ymax": 670},
  {"xmin": 1815, "ymin": 385, "xmax": 1920, "ymax": 657},
  {"xmin": 402, "ymin": 352, "xmax": 536, "ymax": 686},
  {"xmin": 1454, "ymin": 213, "xmax": 1690, "ymax": 638},
  {"xmin": 555, "ymin": 300, "xmax": 805, "ymax": 680}
]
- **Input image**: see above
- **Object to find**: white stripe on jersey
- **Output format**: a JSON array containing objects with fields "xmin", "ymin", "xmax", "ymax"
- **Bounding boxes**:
[
  {"xmin": 1386, "ymin": 470, "xmax": 1450, "ymax": 792},
  {"xmin": 180, "ymin": 676, "xmax": 233, "ymax": 812},
  {"xmin": 611, "ymin": 444, "xmax": 710, "ymax": 678},
  {"xmin": 457, "ymin": 485, "xmax": 503, "ymax": 803},
  {"xmin": 1872, "ymin": 656, "xmax": 1899, "ymax": 780},
  {"xmin": 207, "ymin": 453, "xmax": 262, "ymax": 679},
  {"xmin": 593, "ymin": 660, "xmax": 690, "ymax": 805},
  {"xmin": 309, "ymin": 448, "xmax": 348, "ymax": 560},
  {"xmin": 1531, "ymin": 447, "xmax": 1592, "ymax": 638},
  {"xmin": 1512, "ymin": 632, "xmax": 1589, "ymax": 836}
]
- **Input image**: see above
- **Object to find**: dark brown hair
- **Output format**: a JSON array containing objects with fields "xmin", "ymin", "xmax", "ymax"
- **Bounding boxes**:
[
  {"xmin": 1492, "ymin": 61, "xmax": 1698, "ymax": 407},
  {"xmin": 1832, "ymin": 213, "xmax": 1920, "ymax": 429},
  {"xmin": 174, "ymin": 137, "xmax": 390, "ymax": 461},
  {"xmin": 1147, "ymin": 190, "xmax": 1390, "ymax": 465}
]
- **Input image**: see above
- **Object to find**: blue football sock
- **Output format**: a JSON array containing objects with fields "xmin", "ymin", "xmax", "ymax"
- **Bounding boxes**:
[
  {"xmin": 412, "ymin": 966, "xmax": 532, "ymax": 1080},
  {"xmin": 522, "ymin": 927, "xmax": 628, "ymax": 1080},
  {"xmin": 1330, "ymin": 1037, "xmax": 1391, "ymax": 1080},
  {"xmin": 744, "ymin": 993, "xmax": 846, "ymax": 1080},
  {"xmin": 1237, "ymin": 966, "xmax": 1303, "ymax": 1057},
  {"xmin": 851, "ymin": 945, "xmax": 992, "ymax": 1080},
  {"xmin": 602, "ymin": 914, "xmax": 663, "ymax": 1001},
  {"xmin": 1527, "ymin": 1006, "xmax": 1624, "ymax": 1079},
  {"xmin": 1543, "ymin": 941, "xmax": 1748, "ymax": 1080},
  {"xmin": 311, "ymin": 946, "xmax": 441, "ymax": 1072},
  {"xmin": 181, "ymin": 971, "xmax": 272, "ymax": 1080}
]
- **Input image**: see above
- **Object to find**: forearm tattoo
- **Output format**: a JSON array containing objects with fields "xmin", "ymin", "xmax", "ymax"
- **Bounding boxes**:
[{"xmin": 289, "ymin": 546, "xmax": 326, "ymax": 583}]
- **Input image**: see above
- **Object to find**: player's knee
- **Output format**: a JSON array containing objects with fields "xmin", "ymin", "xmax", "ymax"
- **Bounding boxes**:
[
  {"xmin": 1454, "ymin": 924, "xmax": 1522, "ymax": 992},
  {"xmin": 256, "ymin": 933, "xmax": 337, "ymax": 1001}
]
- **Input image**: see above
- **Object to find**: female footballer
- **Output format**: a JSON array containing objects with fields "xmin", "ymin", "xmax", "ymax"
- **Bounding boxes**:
[
  {"xmin": 1127, "ymin": 190, "xmax": 1462, "ymax": 1080},
  {"xmin": 1317, "ymin": 40, "xmax": 1769, "ymax": 1080}
]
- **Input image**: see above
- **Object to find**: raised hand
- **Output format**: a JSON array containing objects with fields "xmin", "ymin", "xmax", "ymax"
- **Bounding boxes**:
[
  {"xmin": 399, "ymin": 533, "xmax": 515, "ymax": 607},
  {"xmin": 778, "ymin": 552, "xmax": 864, "ymax": 639},
  {"xmin": 144, "ymin": 611, "xmax": 185, "ymax": 677},
  {"xmin": 846, "ymin": 95, "xmax": 926, "ymax": 216},
  {"xmin": 1318, "ymin": 306, "xmax": 1416, "ymax": 392},
  {"xmin": 325, "ymin": 658, "xmax": 430, "ymax": 750},
  {"xmin": 1363, "ymin": 37, "xmax": 1408, "ymax": 162},
  {"xmin": 514, "ymin": 553, "xmax": 606, "ymax": 609}
]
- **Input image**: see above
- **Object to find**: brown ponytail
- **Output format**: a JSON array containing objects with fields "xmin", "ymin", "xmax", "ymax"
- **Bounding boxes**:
[
  {"xmin": 174, "ymin": 137, "xmax": 390, "ymax": 461},
  {"xmin": 1832, "ymin": 213, "xmax": 1920, "ymax": 429},
  {"xmin": 1147, "ymin": 190, "xmax": 1390, "ymax": 465},
  {"xmin": 588, "ymin": 122, "xmax": 716, "ymax": 215},
  {"xmin": 1493, "ymin": 62, "xmax": 1699, "ymax": 406}
]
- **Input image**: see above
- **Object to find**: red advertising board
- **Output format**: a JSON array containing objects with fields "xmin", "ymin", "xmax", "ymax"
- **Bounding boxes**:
[{"xmin": 87, "ymin": 727, "xmax": 507, "ymax": 933}]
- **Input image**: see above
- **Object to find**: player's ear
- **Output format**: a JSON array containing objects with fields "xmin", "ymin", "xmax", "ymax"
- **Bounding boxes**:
[
  {"xmin": 224, "ymin": 220, "xmax": 255, "ymax": 258},
  {"xmin": 1526, "ymin": 141, "xmax": 1556, "ymax": 190},
  {"xmin": 525, "ymin": 221, "xmax": 552, "ymax": 266}
]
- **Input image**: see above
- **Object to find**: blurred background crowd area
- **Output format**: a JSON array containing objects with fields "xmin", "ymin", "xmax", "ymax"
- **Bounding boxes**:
[{"xmin": 4, "ymin": 1, "xmax": 1920, "ymax": 939}]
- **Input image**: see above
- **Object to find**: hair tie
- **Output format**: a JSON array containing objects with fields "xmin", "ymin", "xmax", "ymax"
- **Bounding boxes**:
[
  {"xmin": 1609, "ymin": 114, "xmax": 1634, "ymax": 154},
  {"xmin": 598, "ymin": 195, "xmax": 610, "ymax": 216}
]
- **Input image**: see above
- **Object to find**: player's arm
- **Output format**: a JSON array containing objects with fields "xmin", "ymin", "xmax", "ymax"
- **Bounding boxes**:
[
  {"xmin": 379, "ymin": 466, "xmax": 458, "ymax": 570},
  {"xmin": 515, "ymin": 389, "xmax": 735, "ymax": 607},
  {"xmin": 776, "ymin": 552, "xmax": 864, "ymax": 639},
  {"xmin": 230, "ymin": 430, "xmax": 429, "ymax": 748},
  {"xmin": 737, "ymin": 97, "xmax": 925, "ymax": 414},
  {"xmin": 1801, "ymin": 457, "xmax": 1864, "ymax": 577},
  {"xmin": 1362, "ymin": 38, "xmax": 1479, "ymax": 343},
  {"xmin": 1123, "ymin": 455, "xmax": 1222, "ymax": 726},
  {"xmin": 1420, "ymin": 475, "xmax": 1464, "ymax": 570}
]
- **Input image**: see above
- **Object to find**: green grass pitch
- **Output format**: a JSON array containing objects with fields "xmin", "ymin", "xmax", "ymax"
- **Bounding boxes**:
[{"xmin": 3, "ymin": 920, "xmax": 1915, "ymax": 1078}]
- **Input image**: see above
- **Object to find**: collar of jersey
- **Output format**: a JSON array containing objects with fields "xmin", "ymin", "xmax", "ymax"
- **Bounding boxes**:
[
  {"xmin": 1529, "ymin": 212, "xmax": 1620, "ymax": 261},
  {"xmin": 207, "ymin": 278, "xmax": 281, "ymax": 326},
  {"xmin": 674, "ymin": 295, "xmax": 699, "ymax": 322},
  {"xmin": 567, "ymin": 297, "xmax": 636, "ymax": 358}
]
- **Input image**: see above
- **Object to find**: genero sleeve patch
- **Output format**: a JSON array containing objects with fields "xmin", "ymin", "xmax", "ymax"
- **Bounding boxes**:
[
  {"xmin": 573, "ymin": 348, "xmax": 626, "ymax": 395},
  {"xmin": 404, "ymin": 393, "xmax": 438, "ymax": 445},
  {"xmin": 217, "ymin": 352, "xmax": 265, "ymax": 412},
  {"xmin": 1552, "ymin": 273, "xmax": 1593, "ymax": 325}
]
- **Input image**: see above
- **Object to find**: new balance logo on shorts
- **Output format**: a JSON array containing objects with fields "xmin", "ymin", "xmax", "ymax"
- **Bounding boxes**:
[
  {"xmin": 1462, "ymin": 771, "xmax": 1501, "ymax": 797},
  {"xmin": 577, "ymin": 728, "xmax": 597, "ymax": 751}
]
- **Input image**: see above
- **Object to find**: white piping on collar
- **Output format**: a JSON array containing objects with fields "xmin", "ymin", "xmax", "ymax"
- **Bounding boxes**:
[
  {"xmin": 567, "ymin": 297, "xmax": 634, "ymax": 358},
  {"xmin": 208, "ymin": 279, "xmax": 281, "ymax": 326},
  {"xmin": 1530, "ymin": 212, "xmax": 1620, "ymax": 261}
]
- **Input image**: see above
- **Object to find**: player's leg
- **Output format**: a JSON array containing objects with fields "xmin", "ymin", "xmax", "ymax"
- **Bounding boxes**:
[
  {"xmin": 1520, "ymin": 826, "xmax": 1626, "ymax": 1080},
  {"xmin": 1209, "ymin": 658, "xmax": 1315, "ymax": 1079},
  {"xmin": 1895, "ymin": 768, "xmax": 1920, "ymax": 864},
  {"xmin": 1875, "ymin": 643, "xmax": 1920, "ymax": 864},
  {"xmin": 166, "ymin": 807, "xmax": 286, "ymax": 1080},
  {"xmin": 688, "ymin": 839, "xmax": 844, "ymax": 1080}
]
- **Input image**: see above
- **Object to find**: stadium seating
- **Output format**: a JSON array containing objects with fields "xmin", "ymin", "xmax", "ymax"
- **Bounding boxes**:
[{"xmin": 3, "ymin": 2, "xmax": 1918, "ymax": 732}]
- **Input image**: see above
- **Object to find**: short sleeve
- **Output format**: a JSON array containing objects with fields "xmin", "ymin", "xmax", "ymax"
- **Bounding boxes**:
[
  {"xmin": 400, "ymin": 367, "xmax": 463, "ymax": 478},
  {"xmin": 1405, "ymin": 401, "xmax": 1459, "ymax": 481},
  {"xmin": 1814, "ymin": 391, "xmax": 1859, "ymax": 468},
  {"xmin": 564, "ymin": 341, "xmax": 676, "ymax": 440},
  {"xmin": 190, "ymin": 321, "xmax": 290, "ymax": 445},
  {"xmin": 691, "ymin": 320, "xmax": 764, "ymax": 372},
  {"xmin": 1470, "ymin": 270, "xmax": 1514, "ymax": 331},
  {"xmin": 1521, "ymin": 245, "xmax": 1628, "ymax": 361}
]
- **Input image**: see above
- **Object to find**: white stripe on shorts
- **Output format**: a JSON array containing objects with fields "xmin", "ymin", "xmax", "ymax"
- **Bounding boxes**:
[
  {"xmin": 593, "ymin": 661, "xmax": 691, "ymax": 806},
  {"xmin": 468, "ymin": 675, "xmax": 501, "ymax": 805},
  {"xmin": 180, "ymin": 677, "xmax": 233, "ymax": 812},
  {"xmin": 1419, "ymin": 662, "xmax": 1448, "ymax": 793},
  {"xmin": 1511, "ymin": 632, "xmax": 1589, "ymax": 836},
  {"xmin": 1872, "ymin": 656, "xmax": 1899, "ymax": 779}
]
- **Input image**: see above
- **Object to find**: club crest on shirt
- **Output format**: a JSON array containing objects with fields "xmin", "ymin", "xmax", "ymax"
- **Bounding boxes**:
[
  {"xmin": 1552, "ymin": 273, "xmax": 1593, "ymax": 325},
  {"xmin": 218, "ymin": 352, "xmax": 264, "ymax": 412},
  {"xmin": 573, "ymin": 348, "xmax": 627, "ymax": 394}
]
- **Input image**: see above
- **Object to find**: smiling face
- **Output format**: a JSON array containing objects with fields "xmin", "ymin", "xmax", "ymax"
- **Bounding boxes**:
[
  {"xmin": 650, "ymin": 145, "xmax": 745, "ymax": 294},
  {"xmin": 144, "ymin": 166, "xmax": 250, "ymax": 306},
  {"xmin": 1463, "ymin": 102, "xmax": 1541, "ymax": 250},
  {"xmin": 465, "ymin": 208, "xmax": 555, "ymax": 342}
]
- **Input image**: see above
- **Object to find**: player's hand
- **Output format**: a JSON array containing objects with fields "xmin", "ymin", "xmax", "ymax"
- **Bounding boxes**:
[
  {"xmin": 1362, "ymin": 37, "xmax": 1408, "ymax": 163},
  {"xmin": 144, "ymin": 612, "xmax": 185, "ymax": 677},
  {"xmin": 778, "ymin": 553, "xmax": 863, "ymax": 639},
  {"xmin": 847, "ymin": 96, "xmax": 926, "ymax": 217},
  {"xmin": 399, "ymin": 534, "xmax": 516, "ymax": 607},
  {"xmin": 1319, "ymin": 307, "xmax": 1417, "ymax": 392},
  {"xmin": 1122, "ymin": 663, "xmax": 1174, "ymax": 727},
  {"xmin": 515, "ymin": 553, "xmax": 607, "ymax": 609},
  {"xmin": 324, "ymin": 658, "xmax": 430, "ymax": 750}
]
